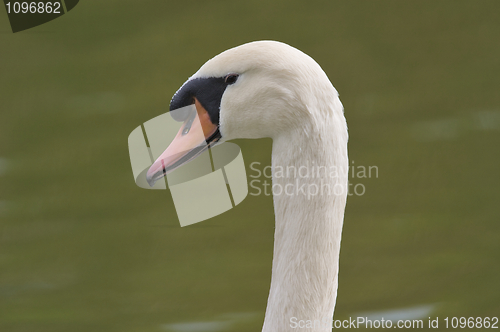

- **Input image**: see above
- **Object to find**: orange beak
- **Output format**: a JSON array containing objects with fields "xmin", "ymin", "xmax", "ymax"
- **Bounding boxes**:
[{"xmin": 146, "ymin": 98, "xmax": 219, "ymax": 187}]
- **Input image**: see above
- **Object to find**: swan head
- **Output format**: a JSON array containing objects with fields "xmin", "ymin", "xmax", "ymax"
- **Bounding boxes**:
[{"xmin": 147, "ymin": 40, "xmax": 340, "ymax": 187}]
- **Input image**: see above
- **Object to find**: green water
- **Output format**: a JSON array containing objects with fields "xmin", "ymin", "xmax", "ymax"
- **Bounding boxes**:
[{"xmin": 1, "ymin": 1, "xmax": 499, "ymax": 331}]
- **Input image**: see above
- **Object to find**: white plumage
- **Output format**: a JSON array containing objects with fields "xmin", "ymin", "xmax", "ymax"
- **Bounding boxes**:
[{"xmin": 160, "ymin": 40, "xmax": 348, "ymax": 331}]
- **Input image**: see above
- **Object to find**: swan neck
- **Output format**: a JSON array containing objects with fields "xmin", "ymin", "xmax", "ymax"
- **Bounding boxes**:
[{"xmin": 262, "ymin": 124, "xmax": 348, "ymax": 332}]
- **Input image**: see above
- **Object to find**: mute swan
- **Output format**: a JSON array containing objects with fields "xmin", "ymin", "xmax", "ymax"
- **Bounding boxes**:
[{"xmin": 147, "ymin": 41, "xmax": 348, "ymax": 332}]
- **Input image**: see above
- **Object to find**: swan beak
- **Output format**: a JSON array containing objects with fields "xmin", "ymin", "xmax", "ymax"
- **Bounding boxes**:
[{"xmin": 146, "ymin": 98, "xmax": 220, "ymax": 187}]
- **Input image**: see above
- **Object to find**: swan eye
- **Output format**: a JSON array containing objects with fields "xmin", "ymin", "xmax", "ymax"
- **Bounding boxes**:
[{"xmin": 225, "ymin": 74, "xmax": 239, "ymax": 85}]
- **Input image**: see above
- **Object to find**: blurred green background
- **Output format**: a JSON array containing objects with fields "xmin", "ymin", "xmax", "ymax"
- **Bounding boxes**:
[{"xmin": 1, "ymin": 1, "xmax": 499, "ymax": 331}]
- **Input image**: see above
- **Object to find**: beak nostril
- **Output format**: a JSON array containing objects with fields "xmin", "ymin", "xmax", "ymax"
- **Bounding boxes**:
[{"xmin": 181, "ymin": 109, "xmax": 196, "ymax": 136}]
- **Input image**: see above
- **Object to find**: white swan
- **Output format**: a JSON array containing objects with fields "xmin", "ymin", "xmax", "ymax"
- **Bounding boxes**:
[{"xmin": 147, "ymin": 41, "xmax": 348, "ymax": 332}]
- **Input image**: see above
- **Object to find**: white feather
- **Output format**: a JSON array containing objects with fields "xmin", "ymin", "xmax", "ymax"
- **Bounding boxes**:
[{"xmin": 191, "ymin": 41, "xmax": 348, "ymax": 332}]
